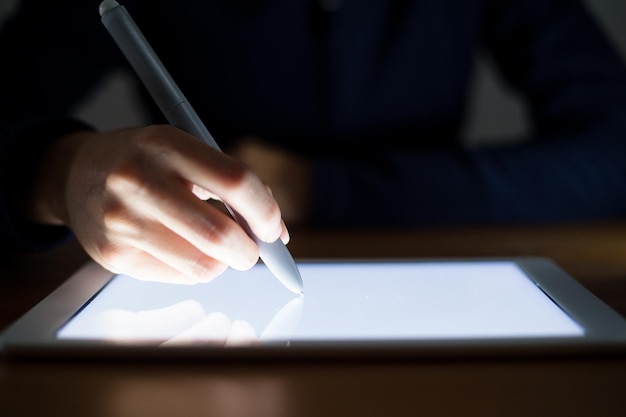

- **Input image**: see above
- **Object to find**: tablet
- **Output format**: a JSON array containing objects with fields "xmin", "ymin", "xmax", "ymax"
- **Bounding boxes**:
[{"xmin": 2, "ymin": 257, "xmax": 626, "ymax": 360}]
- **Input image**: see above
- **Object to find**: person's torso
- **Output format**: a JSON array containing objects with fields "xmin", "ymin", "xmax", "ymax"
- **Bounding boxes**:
[{"xmin": 133, "ymin": 0, "xmax": 484, "ymax": 154}]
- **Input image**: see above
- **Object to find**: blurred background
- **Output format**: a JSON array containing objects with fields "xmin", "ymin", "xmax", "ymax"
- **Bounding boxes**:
[{"xmin": 1, "ymin": 0, "xmax": 625, "ymax": 146}]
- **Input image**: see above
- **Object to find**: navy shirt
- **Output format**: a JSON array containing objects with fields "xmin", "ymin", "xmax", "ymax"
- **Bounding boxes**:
[{"xmin": 1, "ymin": 0, "xmax": 626, "ymax": 252}]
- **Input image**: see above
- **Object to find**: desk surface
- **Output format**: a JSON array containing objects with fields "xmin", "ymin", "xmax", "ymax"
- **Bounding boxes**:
[{"xmin": 2, "ymin": 223, "xmax": 626, "ymax": 416}]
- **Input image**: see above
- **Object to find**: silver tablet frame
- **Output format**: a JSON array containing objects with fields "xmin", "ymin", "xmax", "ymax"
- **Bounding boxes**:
[{"xmin": 2, "ymin": 257, "xmax": 626, "ymax": 360}]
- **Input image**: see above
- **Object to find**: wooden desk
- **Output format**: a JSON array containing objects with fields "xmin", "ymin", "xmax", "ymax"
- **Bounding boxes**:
[{"xmin": 2, "ymin": 223, "xmax": 626, "ymax": 416}]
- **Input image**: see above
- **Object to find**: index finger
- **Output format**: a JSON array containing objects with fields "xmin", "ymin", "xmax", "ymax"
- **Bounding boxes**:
[{"xmin": 152, "ymin": 127, "xmax": 285, "ymax": 243}]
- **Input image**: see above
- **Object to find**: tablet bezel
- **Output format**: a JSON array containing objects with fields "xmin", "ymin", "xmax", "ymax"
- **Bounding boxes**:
[{"xmin": 2, "ymin": 257, "xmax": 626, "ymax": 360}]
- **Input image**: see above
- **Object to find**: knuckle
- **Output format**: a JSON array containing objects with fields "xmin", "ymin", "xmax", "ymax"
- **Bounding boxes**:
[
  {"xmin": 96, "ymin": 239, "xmax": 132, "ymax": 269},
  {"xmin": 196, "ymin": 218, "xmax": 231, "ymax": 247},
  {"xmin": 221, "ymin": 162, "xmax": 281, "ymax": 216},
  {"xmin": 105, "ymin": 165, "xmax": 144, "ymax": 195},
  {"xmin": 187, "ymin": 257, "xmax": 227, "ymax": 283},
  {"xmin": 105, "ymin": 164, "xmax": 168, "ymax": 206},
  {"xmin": 220, "ymin": 159, "xmax": 256, "ymax": 191},
  {"xmin": 101, "ymin": 200, "xmax": 143, "ymax": 237}
]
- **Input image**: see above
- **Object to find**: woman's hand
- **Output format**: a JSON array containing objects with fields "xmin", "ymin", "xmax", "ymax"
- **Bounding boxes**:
[{"xmin": 29, "ymin": 126, "xmax": 289, "ymax": 284}]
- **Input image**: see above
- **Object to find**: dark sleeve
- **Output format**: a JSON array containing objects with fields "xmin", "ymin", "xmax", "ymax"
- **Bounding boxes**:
[
  {"xmin": 0, "ymin": 0, "xmax": 126, "ymax": 251},
  {"xmin": 0, "ymin": 119, "xmax": 94, "ymax": 252},
  {"xmin": 310, "ymin": 0, "xmax": 626, "ymax": 228}
]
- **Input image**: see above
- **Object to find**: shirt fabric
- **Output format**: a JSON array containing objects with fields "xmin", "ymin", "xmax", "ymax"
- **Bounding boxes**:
[{"xmin": 1, "ymin": 0, "xmax": 626, "ymax": 253}]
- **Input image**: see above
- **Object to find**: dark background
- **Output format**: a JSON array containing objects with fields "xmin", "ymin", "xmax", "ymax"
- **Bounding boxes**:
[{"xmin": 1, "ymin": 0, "xmax": 625, "ymax": 144}]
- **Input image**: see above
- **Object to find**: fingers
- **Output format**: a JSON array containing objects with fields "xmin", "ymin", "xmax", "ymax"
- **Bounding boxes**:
[
  {"xmin": 94, "ymin": 246, "xmax": 200, "ymax": 286},
  {"xmin": 147, "ymin": 127, "xmax": 285, "ymax": 243},
  {"xmin": 104, "ymin": 169, "xmax": 260, "ymax": 272},
  {"xmin": 91, "ymin": 233, "xmax": 232, "ymax": 285},
  {"xmin": 62, "ymin": 126, "xmax": 289, "ymax": 286}
]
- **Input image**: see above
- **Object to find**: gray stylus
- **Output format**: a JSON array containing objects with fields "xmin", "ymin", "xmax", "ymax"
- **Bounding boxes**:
[{"xmin": 98, "ymin": 0, "xmax": 303, "ymax": 294}]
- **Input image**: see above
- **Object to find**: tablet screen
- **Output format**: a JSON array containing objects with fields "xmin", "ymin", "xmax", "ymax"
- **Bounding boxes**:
[{"xmin": 56, "ymin": 260, "xmax": 584, "ymax": 346}]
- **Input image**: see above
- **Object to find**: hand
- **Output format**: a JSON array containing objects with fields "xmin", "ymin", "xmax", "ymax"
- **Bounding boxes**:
[
  {"xmin": 228, "ymin": 136, "xmax": 311, "ymax": 227},
  {"xmin": 29, "ymin": 126, "xmax": 289, "ymax": 284}
]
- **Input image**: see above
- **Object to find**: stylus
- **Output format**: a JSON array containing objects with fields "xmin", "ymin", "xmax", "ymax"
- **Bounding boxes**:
[{"xmin": 98, "ymin": 0, "xmax": 304, "ymax": 295}]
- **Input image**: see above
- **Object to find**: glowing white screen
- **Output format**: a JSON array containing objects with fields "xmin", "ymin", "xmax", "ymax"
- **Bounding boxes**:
[{"xmin": 57, "ymin": 261, "xmax": 584, "ymax": 345}]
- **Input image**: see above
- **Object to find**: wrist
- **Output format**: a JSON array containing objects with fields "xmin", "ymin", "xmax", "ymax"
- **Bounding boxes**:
[{"xmin": 29, "ymin": 131, "xmax": 98, "ymax": 225}]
